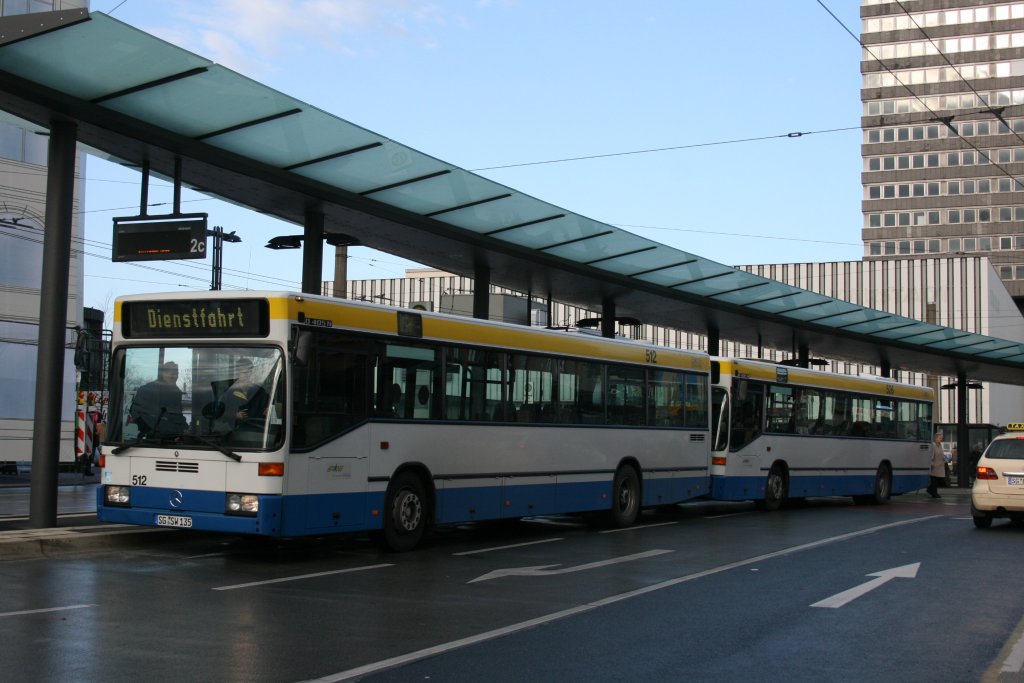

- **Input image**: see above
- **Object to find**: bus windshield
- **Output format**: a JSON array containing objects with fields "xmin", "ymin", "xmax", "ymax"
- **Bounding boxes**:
[{"xmin": 107, "ymin": 345, "xmax": 285, "ymax": 451}]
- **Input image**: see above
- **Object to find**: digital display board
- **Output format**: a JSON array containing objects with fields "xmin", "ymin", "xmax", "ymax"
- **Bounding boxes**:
[
  {"xmin": 112, "ymin": 217, "xmax": 208, "ymax": 262},
  {"xmin": 122, "ymin": 300, "xmax": 270, "ymax": 338}
]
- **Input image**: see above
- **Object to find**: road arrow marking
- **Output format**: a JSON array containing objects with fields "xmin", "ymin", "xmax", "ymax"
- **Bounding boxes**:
[
  {"xmin": 811, "ymin": 562, "xmax": 920, "ymax": 609},
  {"xmin": 468, "ymin": 549, "xmax": 673, "ymax": 583}
]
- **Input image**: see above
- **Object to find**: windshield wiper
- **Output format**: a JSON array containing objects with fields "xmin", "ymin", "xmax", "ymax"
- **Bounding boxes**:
[{"xmin": 181, "ymin": 433, "xmax": 242, "ymax": 462}]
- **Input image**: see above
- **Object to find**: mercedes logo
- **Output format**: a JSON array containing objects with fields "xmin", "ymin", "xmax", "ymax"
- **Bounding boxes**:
[{"xmin": 169, "ymin": 490, "xmax": 183, "ymax": 508}]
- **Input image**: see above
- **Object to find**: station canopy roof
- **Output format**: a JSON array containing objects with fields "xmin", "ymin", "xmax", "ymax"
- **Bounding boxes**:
[{"xmin": 2, "ymin": 9, "xmax": 1024, "ymax": 385}]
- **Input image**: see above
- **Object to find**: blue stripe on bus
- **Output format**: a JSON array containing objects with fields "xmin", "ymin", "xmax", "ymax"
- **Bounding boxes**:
[
  {"xmin": 96, "ymin": 486, "xmax": 283, "ymax": 535},
  {"xmin": 97, "ymin": 472, "xmax": 711, "ymax": 537},
  {"xmin": 711, "ymin": 473, "xmax": 929, "ymax": 501}
]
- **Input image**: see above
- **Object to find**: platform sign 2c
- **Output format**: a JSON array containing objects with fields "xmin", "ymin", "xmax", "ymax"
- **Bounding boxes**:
[{"xmin": 112, "ymin": 215, "xmax": 208, "ymax": 262}]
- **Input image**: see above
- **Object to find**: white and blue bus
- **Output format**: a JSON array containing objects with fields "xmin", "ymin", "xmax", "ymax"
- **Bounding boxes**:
[
  {"xmin": 708, "ymin": 358, "xmax": 934, "ymax": 509},
  {"xmin": 97, "ymin": 291, "xmax": 711, "ymax": 550}
]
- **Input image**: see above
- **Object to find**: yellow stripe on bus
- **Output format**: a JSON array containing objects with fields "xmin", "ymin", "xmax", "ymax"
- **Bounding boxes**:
[
  {"xmin": 715, "ymin": 358, "xmax": 933, "ymax": 400},
  {"xmin": 273, "ymin": 296, "xmax": 709, "ymax": 371}
]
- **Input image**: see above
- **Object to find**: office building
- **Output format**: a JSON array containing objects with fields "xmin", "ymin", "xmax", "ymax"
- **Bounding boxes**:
[{"xmin": 860, "ymin": 0, "xmax": 1024, "ymax": 309}]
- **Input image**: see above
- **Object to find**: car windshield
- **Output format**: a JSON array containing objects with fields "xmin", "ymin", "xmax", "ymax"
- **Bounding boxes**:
[
  {"xmin": 985, "ymin": 438, "xmax": 1024, "ymax": 460},
  {"xmin": 107, "ymin": 345, "xmax": 285, "ymax": 451}
]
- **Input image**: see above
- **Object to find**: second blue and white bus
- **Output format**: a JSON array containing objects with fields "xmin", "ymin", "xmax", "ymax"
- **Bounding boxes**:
[{"xmin": 709, "ymin": 358, "xmax": 934, "ymax": 509}]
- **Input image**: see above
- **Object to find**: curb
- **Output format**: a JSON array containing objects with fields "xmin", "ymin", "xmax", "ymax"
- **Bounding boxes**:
[{"xmin": 0, "ymin": 525, "xmax": 191, "ymax": 561}]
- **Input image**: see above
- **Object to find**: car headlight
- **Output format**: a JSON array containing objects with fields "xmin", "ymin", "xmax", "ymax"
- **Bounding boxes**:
[
  {"xmin": 226, "ymin": 493, "xmax": 259, "ymax": 515},
  {"xmin": 105, "ymin": 485, "xmax": 130, "ymax": 506}
]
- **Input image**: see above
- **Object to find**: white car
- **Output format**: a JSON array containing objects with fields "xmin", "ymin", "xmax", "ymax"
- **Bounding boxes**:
[{"xmin": 971, "ymin": 425, "xmax": 1024, "ymax": 529}]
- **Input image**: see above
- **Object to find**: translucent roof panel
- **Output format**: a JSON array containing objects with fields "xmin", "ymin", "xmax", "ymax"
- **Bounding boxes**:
[
  {"xmin": 432, "ymin": 194, "xmax": 564, "ymax": 235},
  {"xmin": 369, "ymin": 169, "xmax": 507, "ymax": 216},
  {"xmin": 292, "ymin": 140, "xmax": 448, "ymax": 195},
  {"xmin": 497, "ymin": 214, "xmax": 611, "ymax": 251},
  {"xmin": 0, "ymin": 14, "xmax": 210, "ymax": 100},
  {"xmin": 746, "ymin": 291, "xmax": 832, "ymax": 315},
  {"xmin": 675, "ymin": 270, "xmax": 764, "ymax": 298},
  {"xmin": 205, "ymin": 106, "xmax": 384, "ymax": 169}
]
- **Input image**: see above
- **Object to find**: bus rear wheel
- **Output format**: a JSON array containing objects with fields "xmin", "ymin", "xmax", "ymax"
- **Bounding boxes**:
[
  {"xmin": 756, "ymin": 466, "xmax": 786, "ymax": 512},
  {"xmin": 855, "ymin": 464, "xmax": 892, "ymax": 505},
  {"xmin": 381, "ymin": 471, "xmax": 428, "ymax": 552},
  {"xmin": 609, "ymin": 465, "xmax": 641, "ymax": 527}
]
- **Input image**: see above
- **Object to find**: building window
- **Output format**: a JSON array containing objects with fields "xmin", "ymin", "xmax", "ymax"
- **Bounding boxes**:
[
  {"xmin": 1001, "ymin": 237, "xmax": 1013, "ymax": 250},
  {"xmin": 884, "ymin": 242, "xmax": 896, "ymax": 255},
  {"xmin": 1001, "ymin": 266, "xmax": 1013, "ymax": 279},
  {"xmin": 949, "ymin": 238, "xmax": 961, "ymax": 252},
  {"xmin": 928, "ymin": 239, "xmax": 940, "ymax": 253},
  {"xmin": 964, "ymin": 238, "xmax": 976, "ymax": 251},
  {"xmin": 980, "ymin": 237, "xmax": 993, "ymax": 251},
  {"xmin": 913, "ymin": 240, "xmax": 925, "ymax": 253},
  {"xmin": 899, "ymin": 241, "xmax": 911, "ymax": 254},
  {"xmin": 870, "ymin": 242, "xmax": 881, "ymax": 256}
]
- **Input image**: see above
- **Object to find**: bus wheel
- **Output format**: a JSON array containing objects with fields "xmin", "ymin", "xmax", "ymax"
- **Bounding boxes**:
[
  {"xmin": 870, "ymin": 464, "xmax": 891, "ymax": 505},
  {"xmin": 609, "ymin": 465, "xmax": 641, "ymax": 527},
  {"xmin": 382, "ymin": 471, "xmax": 427, "ymax": 552},
  {"xmin": 756, "ymin": 466, "xmax": 786, "ymax": 512}
]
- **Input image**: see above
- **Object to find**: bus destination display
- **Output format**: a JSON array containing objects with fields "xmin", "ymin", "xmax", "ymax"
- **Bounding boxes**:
[
  {"xmin": 112, "ymin": 217, "xmax": 208, "ymax": 262},
  {"xmin": 123, "ymin": 300, "xmax": 269, "ymax": 338}
]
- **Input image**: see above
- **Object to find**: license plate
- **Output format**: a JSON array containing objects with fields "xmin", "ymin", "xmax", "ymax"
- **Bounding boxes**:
[
  {"xmin": 156, "ymin": 514, "xmax": 193, "ymax": 528},
  {"xmin": 1008, "ymin": 477, "xmax": 1024, "ymax": 486}
]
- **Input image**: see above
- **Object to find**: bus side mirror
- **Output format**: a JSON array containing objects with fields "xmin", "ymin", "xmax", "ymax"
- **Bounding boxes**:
[{"xmin": 292, "ymin": 330, "xmax": 313, "ymax": 366}]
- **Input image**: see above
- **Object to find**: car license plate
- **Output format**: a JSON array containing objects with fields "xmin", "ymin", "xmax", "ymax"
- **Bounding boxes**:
[
  {"xmin": 156, "ymin": 514, "xmax": 193, "ymax": 528},
  {"xmin": 1008, "ymin": 477, "xmax": 1024, "ymax": 486}
]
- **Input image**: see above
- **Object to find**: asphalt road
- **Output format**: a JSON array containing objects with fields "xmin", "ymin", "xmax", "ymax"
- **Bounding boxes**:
[{"xmin": 1, "ymin": 492, "xmax": 1021, "ymax": 683}]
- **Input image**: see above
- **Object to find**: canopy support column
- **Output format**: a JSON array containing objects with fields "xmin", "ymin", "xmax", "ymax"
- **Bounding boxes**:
[
  {"xmin": 707, "ymin": 326, "xmax": 720, "ymax": 357},
  {"xmin": 956, "ymin": 372, "xmax": 970, "ymax": 489},
  {"xmin": 29, "ymin": 120, "xmax": 77, "ymax": 528},
  {"xmin": 473, "ymin": 263, "xmax": 490, "ymax": 319},
  {"xmin": 601, "ymin": 298, "xmax": 615, "ymax": 339},
  {"xmin": 302, "ymin": 210, "xmax": 324, "ymax": 295}
]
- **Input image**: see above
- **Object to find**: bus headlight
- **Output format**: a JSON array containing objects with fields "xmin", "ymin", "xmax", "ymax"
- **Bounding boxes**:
[
  {"xmin": 105, "ymin": 485, "xmax": 130, "ymax": 506},
  {"xmin": 226, "ymin": 493, "xmax": 259, "ymax": 515}
]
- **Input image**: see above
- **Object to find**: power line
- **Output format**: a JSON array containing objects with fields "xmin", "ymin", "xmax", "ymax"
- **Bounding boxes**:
[{"xmin": 469, "ymin": 126, "xmax": 862, "ymax": 171}]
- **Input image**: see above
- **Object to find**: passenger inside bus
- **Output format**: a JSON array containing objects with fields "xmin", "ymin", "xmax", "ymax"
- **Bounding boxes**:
[{"xmin": 129, "ymin": 361, "xmax": 188, "ymax": 437}]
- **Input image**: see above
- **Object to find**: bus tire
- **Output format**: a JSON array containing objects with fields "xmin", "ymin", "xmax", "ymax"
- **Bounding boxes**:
[
  {"xmin": 609, "ymin": 465, "xmax": 641, "ymax": 527},
  {"xmin": 870, "ymin": 464, "xmax": 891, "ymax": 505},
  {"xmin": 756, "ymin": 465, "xmax": 786, "ymax": 512},
  {"xmin": 381, "ymin": 471, "xmax": 428, "ymax": 552}
]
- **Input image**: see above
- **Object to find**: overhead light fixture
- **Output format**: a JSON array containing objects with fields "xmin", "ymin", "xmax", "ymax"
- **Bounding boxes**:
[
  {"xmin": 265, "ymin": 233, "xmax": 360, "ymax": 249},
  {"xmin": 265, "ymin": 235, "xmax": 303, "ymax": 250}
]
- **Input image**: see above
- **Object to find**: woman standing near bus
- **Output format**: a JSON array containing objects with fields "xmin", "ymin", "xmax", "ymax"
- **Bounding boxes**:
[{"xmin": 927, "ymin": 431, "xmax": 946, "ymax": 498}]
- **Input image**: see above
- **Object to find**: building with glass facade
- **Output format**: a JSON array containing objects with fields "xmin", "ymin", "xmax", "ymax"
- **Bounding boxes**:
[
  {"xmin": 861, "ymin": 0, "xmax": 1024, "ymax": 308},
  {"xmin": 0, "ymin": 0, "xmax": 88, "ymax": 467}
]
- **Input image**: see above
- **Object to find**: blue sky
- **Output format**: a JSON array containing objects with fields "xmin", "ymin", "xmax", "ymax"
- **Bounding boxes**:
[{"xmin": 82, "ymin": 0, "xmax": 865, "ymax": 314}]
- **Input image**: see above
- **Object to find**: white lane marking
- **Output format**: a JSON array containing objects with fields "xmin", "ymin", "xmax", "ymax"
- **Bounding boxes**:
[
  {"xmin": 303, "ymin": 515, "xmax": 940, "ymax": 682},
  {"xmin": 1001, "ymin": 627, "xmax": 1024, "ymax": 673},
  {"xmin": 704, "ymin": 512, "xmax": 752, "ymax": 519},
  {"xmin": 452, "ymin": 537, "xmax": 564, "ymax": 556},
  {"xmin": 600, "ymin": 521, "xmax": 678, "ymax": 534},
  {"xmin": 0, "ymin": 604, "xmax": 95, "ymax": 618},
  {"xmin": 469, "ymin": 549, "xmax": 673, "ymax": 583},
  {"xmin": 212, "ymin": 564, "xmax": 393, "ymax": 591},
  {"xmin": 810, "ymin": 562, "xmax": 920, "ymax": 609}
]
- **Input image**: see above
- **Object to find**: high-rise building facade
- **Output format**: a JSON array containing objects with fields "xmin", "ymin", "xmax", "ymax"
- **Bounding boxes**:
[
  {"xmin": 860, "ymin": 1, "xmax": 1024, "ymax": 309},
  {"xmin": 0, "ymin": 0, "xmax": 88, "ymax": 468}
]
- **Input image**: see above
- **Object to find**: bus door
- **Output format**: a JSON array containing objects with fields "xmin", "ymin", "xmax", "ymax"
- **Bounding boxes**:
[{"xmin": 729, "ymin": 379, "xmax": 764, "ymax": 462}]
